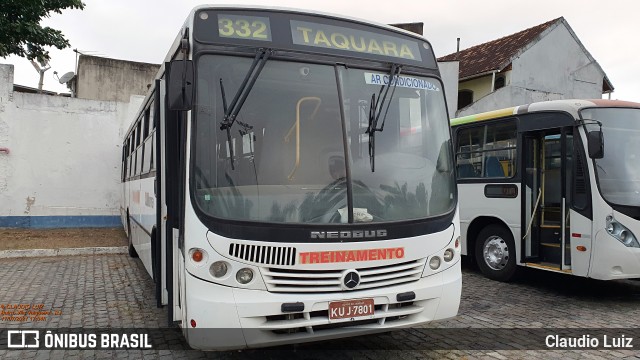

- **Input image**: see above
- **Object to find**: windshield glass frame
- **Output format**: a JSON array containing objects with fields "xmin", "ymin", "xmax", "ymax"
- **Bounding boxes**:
[
  {"xmin": 337, "ymin": 66, "xmax": 456, "ymax": 223},
  {"xmin": 189, "ymin": 51, "xmax": 456, "ymax": 229},
  {"xmin": 579, "ymin": 106, "xmax": 640, "ymax": 209}
]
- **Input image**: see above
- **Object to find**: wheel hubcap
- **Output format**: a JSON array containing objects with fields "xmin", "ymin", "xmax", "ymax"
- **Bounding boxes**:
[{"xmin": 483, "ymin": 236, "xmax": 509, "ymax": 270}]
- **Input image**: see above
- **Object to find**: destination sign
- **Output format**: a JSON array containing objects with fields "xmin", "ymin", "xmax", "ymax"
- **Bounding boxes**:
[
  {"xmin": 195, "ymin": 9, "xmax": 436, "ymax": 67},
  {"xmin": 290, "ymin": 20, "xmax": 422, "ymax": 61},
  {"xmin": 217, "ymin": 14, "xmax": 272, "ymax": 42}
]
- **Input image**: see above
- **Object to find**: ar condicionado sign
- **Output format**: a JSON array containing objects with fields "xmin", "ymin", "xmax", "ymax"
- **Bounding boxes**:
[{"xmin": 299, "ymin": 247, "xmax": 405, "ymax": 264}]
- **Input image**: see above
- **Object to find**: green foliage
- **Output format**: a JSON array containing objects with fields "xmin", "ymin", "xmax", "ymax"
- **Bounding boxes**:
[{"xmin": 0, "ymin": 0, "xmax": 84, "ymax": 63}]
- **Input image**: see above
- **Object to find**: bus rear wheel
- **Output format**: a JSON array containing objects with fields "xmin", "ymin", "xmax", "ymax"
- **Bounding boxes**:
[{"xmin": 475, "ymin": 224, "xmax": 516, "ymax": 282}]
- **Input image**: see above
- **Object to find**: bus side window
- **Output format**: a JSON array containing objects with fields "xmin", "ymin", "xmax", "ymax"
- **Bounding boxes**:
[
  {"xmin": 457, "ymin": 163, "xmax": 478, "ymax": 178},
  {"xmin": 143, "ymin": 136, "xmax": 152, "ymax": 174},
  {"xmin": 149, "ymin": 99, "xmax": 156, "ymax": 172},
  {"xmin": 484, "ymin": 156, "xmax": 505, "ymax": 177},
  {"xmin": 150, "ymin": 131, "xmax": 156, "ymax": 171},
  {"xmin": 143, "ymin": 107, "xmax": 150, "ymax": 139},
  {"xmin": 572, "ymin": 142, "xmax": 589, "ymax": 210},
  {"xmin": 455, "ymin": 120, "xmax": 517, "ymax": 179},
  {"xmin": 121, "ymin": 145, "xmax": 126, "ymax": 181},
  {"xmin": 455, "ymin": 126, "xmax": 482, "ymax": 179},
  {"xmin": 136, "ymin": 147, "xmax": 143, "ymax": 176},
  {"xmin": 130, "ymin": 150, "xmax": 135, "ymax": 178},
  {"xmin": 136, "ymin": 122, "xmax": 142, "ymax": 148}
]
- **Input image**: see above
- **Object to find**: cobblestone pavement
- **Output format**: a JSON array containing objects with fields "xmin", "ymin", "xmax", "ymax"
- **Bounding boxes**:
[{"xmin": 0, "ymin": 254, "xmax": 639, "ymax": 359}]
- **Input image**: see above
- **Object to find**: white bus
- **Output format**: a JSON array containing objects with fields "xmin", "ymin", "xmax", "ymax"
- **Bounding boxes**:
[
  {"xmin": 451, "ymin": 99, "xmax": 640, "ymax": 282},
  {"xmin": 121, "ymin": 5, "xmax": 461, "ymax": 350}
]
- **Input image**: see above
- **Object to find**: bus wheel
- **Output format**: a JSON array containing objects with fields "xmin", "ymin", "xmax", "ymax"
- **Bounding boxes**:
[
  {"xmin": 127, "ymin": 217, "xmax": 139, "ymax": 258},
  {"xmin": 475, "ymin": 224, "xmax": 516, "ymax": 282}
]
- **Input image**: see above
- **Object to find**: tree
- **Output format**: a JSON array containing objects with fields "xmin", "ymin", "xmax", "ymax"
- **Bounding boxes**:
[{"xmin": 0, "ymin": 0, "xmax": 85, "ymax": 64}]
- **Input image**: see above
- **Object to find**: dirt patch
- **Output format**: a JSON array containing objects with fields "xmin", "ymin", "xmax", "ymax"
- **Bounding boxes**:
[{"xmin": 0, "ymin": 228, "xmax": 127, "ymax": 251}]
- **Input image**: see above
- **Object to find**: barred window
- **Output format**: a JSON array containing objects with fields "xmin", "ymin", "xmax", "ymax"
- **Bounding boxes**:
[{"xmin": 456, "ymin": 121, "xmax": 517, "ymax": 179}]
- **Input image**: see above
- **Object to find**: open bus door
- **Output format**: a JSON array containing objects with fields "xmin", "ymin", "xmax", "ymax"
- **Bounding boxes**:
[{"xmin": 522, "ymin": 127, "xmax": 592, "ymax": 275}]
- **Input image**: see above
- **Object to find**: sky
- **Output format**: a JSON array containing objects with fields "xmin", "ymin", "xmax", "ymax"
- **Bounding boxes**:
[{"xmin": 3, "ymin": 0, "xmax": 639, "ymax": 102}]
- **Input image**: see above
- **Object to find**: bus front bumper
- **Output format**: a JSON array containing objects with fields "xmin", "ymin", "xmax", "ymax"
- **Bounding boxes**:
[
  {"xmin": 184, "ymin": 261, "xmax": 461, "ymax": 350},
  {"xmin": 590, "ymin": 229, "xmax": 640, "ymax": 280}
]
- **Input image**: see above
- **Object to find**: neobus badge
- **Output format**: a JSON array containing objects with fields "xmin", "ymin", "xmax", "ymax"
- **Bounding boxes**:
[{"xmin": 310, "ymin": 229, "xmax": 387, "ymax": 239}]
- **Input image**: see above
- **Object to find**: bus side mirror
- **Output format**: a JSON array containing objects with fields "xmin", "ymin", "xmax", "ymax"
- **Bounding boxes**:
[
  {"xmin": 587, "ymin": 130, "xmax": 604, "ymax": 159},
  {"xmin": 167, "ymin": 60, "xmax": 194, "ymax": 111}
]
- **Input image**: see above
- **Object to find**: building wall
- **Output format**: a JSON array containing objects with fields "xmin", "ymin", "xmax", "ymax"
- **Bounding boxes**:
[
  {"xmin": 457, "ymin": 85, "xmax": 564, "ymax": 117},
  {"xmin": 510, "ymin": 23, "xmax": 603, "ymax": 99},
  {"xmin": 0, "ymin": 65, "xmax": 14, "ymax": 205},
  {"xmin": 459, "ymin": 76, "xmax": 493, "ymax": 103},
  {"xmin": 76, "ymin": 55, "xmax": 160, "ymax": 103},
  {"xmin": 0, "ymin": 63, "xmax": 143, "ymax": 228},
  {"xmin": 459, "ymin": 24, "xmax": 605, "ymax": 116},
  {"xmin": 389, "ymin": 22, "xmax": 423, "ymax": 35},
  {"xmin": 437, "ymin": 61, "xmax": 459, "ymax": 119},
  {"xmin": 458, "ymin": 70, "xmax": 512, "ymax": 107}
]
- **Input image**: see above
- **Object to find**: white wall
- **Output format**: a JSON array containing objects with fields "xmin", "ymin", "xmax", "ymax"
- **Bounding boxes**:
[
  {"xmin": 457, "ymin": 82, "xmax": 564, "ymax": 117},
  {"xmin": 459, "ymin": 23, "xmax": 605, "ymax": 117},
  {"xmin": 437, "ymin": 61, "xmax": 459, "ymax": 119},
  {"xmin": 510, "ymin": 23, "xmax": 603, "ymax": 99},
  {"xmin": 0, "ymin": 63, "xmax": 142, "ymax": 227},
  {"xmin": 0, "ymin": 65, "xmax": 14, "ymax": 198}
]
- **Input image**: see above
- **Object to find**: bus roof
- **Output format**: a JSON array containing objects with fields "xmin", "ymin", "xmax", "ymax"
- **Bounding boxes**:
[{"xmin": 450, "ymin": 99, "xmax": 640, "ymax": 127}]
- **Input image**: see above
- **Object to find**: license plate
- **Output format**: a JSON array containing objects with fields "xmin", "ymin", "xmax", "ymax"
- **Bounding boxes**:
[{"xmin": 328, "ymin": 298, "xmax": 375, "ymax": 321}]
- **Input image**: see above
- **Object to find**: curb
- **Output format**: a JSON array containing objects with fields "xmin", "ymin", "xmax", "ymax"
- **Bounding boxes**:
[{"xmin": 0, "ymin": 246, "xmax": 128, "ymax": 259}]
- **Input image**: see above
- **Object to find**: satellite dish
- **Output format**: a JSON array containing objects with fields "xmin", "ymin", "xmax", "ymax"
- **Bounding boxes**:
[{"xmin": 59, "ymin": 71, "xmax": 75, "ymax": 84}]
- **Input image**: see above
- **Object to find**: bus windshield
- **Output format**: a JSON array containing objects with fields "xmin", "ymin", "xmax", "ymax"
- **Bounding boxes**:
[
  {"xmin": 581, "ymin": 107, "xmax": 640, "ymax": 207},
  {"xmin": 193, "ymin": 54, "xmax": 454, "ymax": 224}
]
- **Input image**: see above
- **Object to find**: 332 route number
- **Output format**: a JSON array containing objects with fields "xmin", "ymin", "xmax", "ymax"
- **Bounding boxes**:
[{"xmin": 218, "ymin": 17, "xmax": 269, "ymax": 40}]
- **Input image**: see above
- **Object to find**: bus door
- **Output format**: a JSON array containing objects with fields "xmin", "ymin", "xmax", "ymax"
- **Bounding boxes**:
[
  {"xmin": 162, "ymin": 74, "xmax": 187, "ymax": 325},
  {"xmin": 522, "ymin": 128, "xmax": 581, "ymax": 272}
]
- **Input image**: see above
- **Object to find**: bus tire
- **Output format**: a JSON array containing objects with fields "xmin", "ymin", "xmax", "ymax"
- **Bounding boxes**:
[
  {"xmin": 127, "ymin": 217, "xmax": 139, "ymax": 258},
  {"xmin": 475, "ymin": 224, "xmax": 516, "ymax": 282}
]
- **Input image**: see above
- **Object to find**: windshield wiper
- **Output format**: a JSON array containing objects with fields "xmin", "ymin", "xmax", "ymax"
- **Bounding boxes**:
[
  {"xmin": 365, "ymin": 64, "xmax": 402, "ymax": 172},
  {"xmin": 219, "ymin": 48, "xmax": 271, "ymax": 169}
]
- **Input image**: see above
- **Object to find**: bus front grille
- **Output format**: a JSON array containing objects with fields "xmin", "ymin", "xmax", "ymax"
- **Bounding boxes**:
[
  {"xmin": 258, "ymin": 301, "xmax": 423, "ymax": 335},
  {"xmin": 261, "ymin": 258, "xmax": 426, "ymax": 293},
  {"xmin": 228, "ymin": 243, "xmax": 297, "ymax": 266}
]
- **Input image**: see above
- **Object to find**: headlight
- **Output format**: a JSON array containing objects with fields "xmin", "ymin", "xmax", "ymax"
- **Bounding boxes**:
[
  {"xmin": 443, "ymin": 249, "xmax": 455, "ymax": 262},
  {"xmin": 429, "ymin": 256, "xmax": 441, "ymax": 270},
  {"xmin": 606, "ymin": 215, "xmax": 639, "ymax": 248},
  {"xmin": 236, "ymin": 268, "xmax": 254, "ymax": 284},
  {"xmin": 210, "ymin": 261, "xmax": 229, "ymax": 278}
]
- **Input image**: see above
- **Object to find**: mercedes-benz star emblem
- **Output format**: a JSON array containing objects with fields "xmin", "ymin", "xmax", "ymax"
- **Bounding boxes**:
[{"xmin": 342, "ymin": 270, "xmax": 360, "ymax": 290}]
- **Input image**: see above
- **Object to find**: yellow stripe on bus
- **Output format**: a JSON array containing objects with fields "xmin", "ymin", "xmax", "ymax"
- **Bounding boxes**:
[{"xmin": 450, "ymin": 107, "xmax": 517, "ymax": 126}]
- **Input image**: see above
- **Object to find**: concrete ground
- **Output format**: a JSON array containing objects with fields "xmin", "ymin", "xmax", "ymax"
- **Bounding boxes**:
[{"xmin": 0, "ymin": 254, "xmax": 639, "ymax": 359}]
